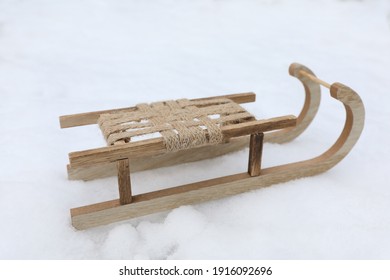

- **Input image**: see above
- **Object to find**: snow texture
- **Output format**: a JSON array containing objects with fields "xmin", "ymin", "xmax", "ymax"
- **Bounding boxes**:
[{"xmin": 1, "ymin": 0, "xmax": 390, "ymax": 259}]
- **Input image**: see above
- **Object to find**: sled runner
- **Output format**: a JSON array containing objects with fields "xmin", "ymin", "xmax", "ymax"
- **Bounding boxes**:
[{"xmin": 60, "ymin": 63, "xmax": 365, "ymax": 230}]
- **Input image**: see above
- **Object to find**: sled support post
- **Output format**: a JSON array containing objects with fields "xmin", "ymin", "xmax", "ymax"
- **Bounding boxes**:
[
  {"xmin": 248, "ymin": 133, "xmax": 263, "ymax": 176},
  {"xmin": 117, "ymin": 158, "xmax": 132, "ymax": 205},
  {"xmin": 114, "ymin": 140, "xmax": 132, "ymax": 205}
]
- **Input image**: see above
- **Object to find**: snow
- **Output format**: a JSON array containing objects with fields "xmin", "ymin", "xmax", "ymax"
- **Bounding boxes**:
[{"xmin": 1, "ymin": 0, "xmax": 390, "ymax": 259}]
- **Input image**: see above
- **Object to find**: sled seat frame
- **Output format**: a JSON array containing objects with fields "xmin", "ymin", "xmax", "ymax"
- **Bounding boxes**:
[{"xmin": 60, "ymin": 63, "xmax": 365, "ymax": 230}]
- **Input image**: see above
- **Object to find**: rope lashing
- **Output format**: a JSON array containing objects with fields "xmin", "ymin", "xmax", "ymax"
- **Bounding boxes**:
[{"xmin": 98, "ymin": 98, "xmax": 254, "ymax": 151}]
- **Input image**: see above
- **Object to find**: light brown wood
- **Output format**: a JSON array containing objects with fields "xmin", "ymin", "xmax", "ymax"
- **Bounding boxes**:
[
  {"xmin": 62, "ymin": 63, "xmax": 365, "ymax": 229},
  {"xmin": 59, "ymin": 92, "xmax": 256, "ymax": 129},
  {"xmin": 222, "ymin": 116, "xmax": 296, "ymax": 139},
  {"xmin": 117, "ymin": 159, "xmax": 132, "ymax": 205},
  {"xmin": 248, "ymin": 133, "xmax": 263, "ymax": 176},
  {"xmin": 114, "ymin": 140, "xmax": 132, "ymax": 205},
  {"xmin": 71, "ymin": 173, "xmax": 251, "ymax": 229},
  {"xmin": 70, "ymin": 80, "xmax": 365, "ymax": 230},
  {"xmin": 69, "ymin": 138, "xmax": 166, "ymax": 169},
  {"xmin": 68, "ymin": 115, "xmax": 297, "ymax": 169},
  {"xmin": 299, "ymin": 70, "xmax": 331, "ymax": 89},
  {"xmin": 64, "ymin": 64, "xmax": 323, "ymax": 181},
  {"xmin": 264, "ymin": 63, "xmax": 322, "ymax": 144},
  {"xmin": 192, "ymin": 92, "xmax": 256, "ymax": 104},
  {"xmin": 67, "ymin": 136, "xmax": 250, "ymax": 181}
]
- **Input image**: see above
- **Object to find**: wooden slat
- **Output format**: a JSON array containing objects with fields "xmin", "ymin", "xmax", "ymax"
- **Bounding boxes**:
[
  {"xmin": 68, "ymin": 115, "xmax": 297, "ymax": 169},
  {"xmin": 193, "ymin": 92, "xmax": 256, "ymax": 104},
  {"xmin": 248, "ymin": 133, "xmax": 263, "ymax": 176},
  {"xmin": 67, "ymin": 136, "xmax": 250, "ymax": 181},
  {"xmin": 60, "ymin": 107, "xmax": 138, "ymax": 129},
  {"xmin": 222, "ymin": 115, "xmax": 296, "ymax": 139},
  {"xmin": 71, "ymin": 172, "xmax": 252, "ymax": 229},
  {"xmin": 59, "ymin": 92, "xmax": 256, "ymax": 128},
  {"xmin": 69, "ymin": 138, "xmax": 166, "ymax": 168}
]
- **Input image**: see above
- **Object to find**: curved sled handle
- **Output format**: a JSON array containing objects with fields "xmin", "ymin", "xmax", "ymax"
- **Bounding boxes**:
[
  {"xmin": 265, "ymin": 63, "xmax": 321, "ymax": 143},
  {"xmin": 316, "ymin": 82, "xmax": 365, "ymax": 167},
  {"xmin": 265, "ymin": 71, "xmax": 365, "ymax": 179},
  {"xmin": 292, "ymin": 64, "xmax": 365, "ymax": 172}
]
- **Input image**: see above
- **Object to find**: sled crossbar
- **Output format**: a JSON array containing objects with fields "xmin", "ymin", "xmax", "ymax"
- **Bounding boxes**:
[
  {"xmin": 299, "ymin": 70, "xmax": 331, "ymax": 89},
  {"xmin": 68, "ymin": 115, "xmax": 296, "ymax": 169}
]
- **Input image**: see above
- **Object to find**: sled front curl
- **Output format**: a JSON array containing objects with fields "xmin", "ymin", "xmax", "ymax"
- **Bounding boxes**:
[{"xmin": 60, "ymin": 63, "xmax": 365, "ymax": 230}]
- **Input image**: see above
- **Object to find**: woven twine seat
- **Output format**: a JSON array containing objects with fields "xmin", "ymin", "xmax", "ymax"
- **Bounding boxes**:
[{"xmin": 98, "ymin": 98, "xmax": 255, "ymax": 151}]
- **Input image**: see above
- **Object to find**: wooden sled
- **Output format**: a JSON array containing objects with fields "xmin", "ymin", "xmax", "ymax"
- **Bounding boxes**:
[{"xmin": 60, "ymin": 63, "xmax": 365, "ymax": 230}]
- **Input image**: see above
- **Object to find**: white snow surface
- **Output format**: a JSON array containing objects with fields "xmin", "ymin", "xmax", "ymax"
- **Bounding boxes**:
[{"xmin": 1, "ymin": 0, "xmax": 390, "ymax": 259}]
